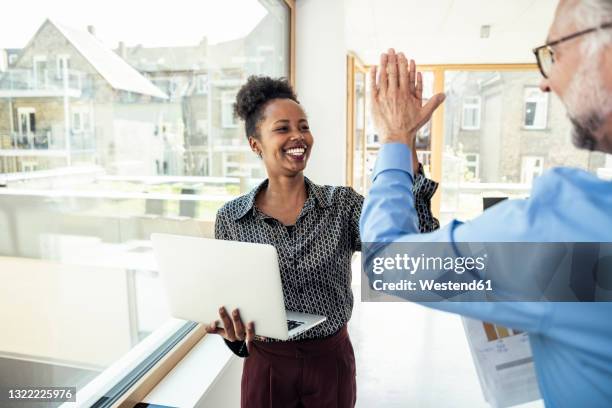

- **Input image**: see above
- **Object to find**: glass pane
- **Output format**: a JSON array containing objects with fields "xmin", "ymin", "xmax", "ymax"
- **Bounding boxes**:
[
  {"xmin": 415, "ymin": 71, "xmax": 434, "ymax": 173},
  {"xmin": 439, "ymin": 70, "xmax": 608, "ymax": 225},
  {"xmin": 0, "ymin": 0, "xmax": 290, "ymax": 399},
  {"xmin": 353, "ymin": 71, "xmax": 366, "ymax": 194}
]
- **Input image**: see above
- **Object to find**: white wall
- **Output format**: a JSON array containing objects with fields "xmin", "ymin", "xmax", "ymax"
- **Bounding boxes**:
[{"xmin": 297, "ymin": 0, "xmax": 347, "ymax": 186}]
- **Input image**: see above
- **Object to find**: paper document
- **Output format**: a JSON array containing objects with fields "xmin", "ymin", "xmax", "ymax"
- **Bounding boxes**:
[{"xmin": 462, "ymin": 317, "xmax": 541, "ymax": 407}]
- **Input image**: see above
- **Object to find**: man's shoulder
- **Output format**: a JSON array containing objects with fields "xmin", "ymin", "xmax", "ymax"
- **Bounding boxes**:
[
  {"xmin": 527, "ymin": 166, "xmax": 612, "ymax": 236},
  {"xmin": 531, "ymin": 166, "xmax": 606, "ymax": 199}
]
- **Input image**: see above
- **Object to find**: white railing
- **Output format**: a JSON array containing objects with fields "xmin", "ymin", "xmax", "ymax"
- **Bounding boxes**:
[
  {"xmin": 1, "ymin": 131, "xmax": 67, "ymax": 151},
  {"xmin": 0, "ymin": 68, "xmax": 88, "ymax": 93}
]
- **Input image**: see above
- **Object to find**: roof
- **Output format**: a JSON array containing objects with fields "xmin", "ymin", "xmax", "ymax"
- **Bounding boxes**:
[
  {"xmin": 120, "ymin": 37, "xmax": 245, "ymax": 73},
  {"xmin": 120, "ymin": 44, "xmax": 208, "ymax": 73},
  {"xmin": 48, "ymin": 19, "xmax": 167, "ymax": 99}
]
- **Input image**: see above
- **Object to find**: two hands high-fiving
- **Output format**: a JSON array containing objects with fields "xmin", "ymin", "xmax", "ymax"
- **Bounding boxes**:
[{"xmin": 370, "ymin": 49, "xmax": 445, "ymax": 151}]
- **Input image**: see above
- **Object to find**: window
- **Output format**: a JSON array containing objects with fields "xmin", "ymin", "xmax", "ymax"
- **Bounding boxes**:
[
  {"xmin": 17, "ymin": 107, "xmax": 36, "ymax": 136},
  {"xmin": 196, "ymin": 74, "xmax": 208, "ymax": 94},
  {"xmin": 523, "ymin": 87, "xmax": 549, "ymax": 129},
  {"xmin": 366, "ymin": 132, "xmax": 379, "ymax": 147},
  {"xmin": 33, "ymin": 55, "xmax": 47, "ymax": 87},
  {"xmin": 521, "ymin": 156, "xmax": 544, "ymax": 184},
  {"xmin": 121, "ymin": 90, "xmax": 138, "ymax": 103},
  {"xmin": 152, "ymin": 77, "xmax": 180, "ymax": 100},
  {"xmin": 0, "ymin": 0, "xmax": 291, "ymax": 402},
  {"xmin": 222, "ymin": 91, "xmax": 239, "ymax": 128},
  {"xmin": 56, "ymin": 55, "xmax": 70, "ymax": 79},
  {"xmin": 464, "ymin": 153, "xmax": 479, "ymax": 180},
  {"xmin": 72, "ymin": 108, "xmax": 91, "ymax": 132},
  {"xmin": 440, "ymin": 70, "xmax": 605, "ymax": 225},
  {"xmin": 461, "ymin": 96, "xmax": 481, "ymax": 130},
  {"xmin": 415, "ymin": 119, "xmax": 432, "ymax": 150},
  {"xmin": 8, "ymin": 53, "xmax": 18, "ymax": 65}
]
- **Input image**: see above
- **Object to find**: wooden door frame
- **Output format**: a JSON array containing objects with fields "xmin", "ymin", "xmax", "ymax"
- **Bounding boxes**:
[{"xmin": 346, "ymin": 52, "xmax": 368, "ymax": 189}]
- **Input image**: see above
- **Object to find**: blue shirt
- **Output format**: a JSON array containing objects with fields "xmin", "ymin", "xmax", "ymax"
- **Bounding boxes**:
[{"xmin": 360, "ymin": 143, "xmax": 612, "ymax": 407}]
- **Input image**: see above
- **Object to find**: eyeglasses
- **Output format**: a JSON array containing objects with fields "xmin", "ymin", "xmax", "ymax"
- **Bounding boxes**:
[{"xmin": 533, "ymin": 22, "xmax": 612, "ymax": 78}]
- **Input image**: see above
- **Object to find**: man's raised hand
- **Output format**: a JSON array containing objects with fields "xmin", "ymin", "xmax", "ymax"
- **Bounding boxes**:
[{"xmin": 370, "ymin": 49, "xmax": 445, "ymax": 148}]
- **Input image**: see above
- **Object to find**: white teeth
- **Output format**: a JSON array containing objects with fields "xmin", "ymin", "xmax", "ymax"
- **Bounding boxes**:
[{"xmin": 285, "ymin": 148, "xmax": 305, "ymax": 156}]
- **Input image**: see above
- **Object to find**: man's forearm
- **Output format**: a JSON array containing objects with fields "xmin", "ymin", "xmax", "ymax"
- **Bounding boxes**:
[{"xmin": 360, "ymin": 143, "xmax": 420, "ymax": 243}]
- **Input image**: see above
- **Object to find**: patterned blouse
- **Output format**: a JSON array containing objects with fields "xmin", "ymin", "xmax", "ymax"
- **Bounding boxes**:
[{"xmin": 214, "ymin": 168, "xmax": 439, "ymax": 357}]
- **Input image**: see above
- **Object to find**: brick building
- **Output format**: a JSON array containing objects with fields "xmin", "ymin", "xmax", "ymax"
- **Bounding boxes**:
[
  {"xmin": 444, "ymin": 70, "xmax": 606, "ymax": 184},
  {"xmin": 0, "ymin": 19, "xmax": 167, "ymax": 174}
]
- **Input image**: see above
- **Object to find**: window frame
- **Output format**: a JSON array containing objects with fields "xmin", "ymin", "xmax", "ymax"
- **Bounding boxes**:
[
  {"xmin": 6, "ymin": 2, "xmax": 296, "ymax": 405},
  {"xmin": 345, "ymin": 52, "xmax": 368, "ymax": 190}
]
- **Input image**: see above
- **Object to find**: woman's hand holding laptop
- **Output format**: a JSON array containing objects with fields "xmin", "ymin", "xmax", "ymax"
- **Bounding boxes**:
[
  {"xmin": 205, "ymin": 306, "xmax": 259, "ymax": 352},
  {"xmin": 205, "ymin": 306, "xmax": 253, "ymax": 341}
]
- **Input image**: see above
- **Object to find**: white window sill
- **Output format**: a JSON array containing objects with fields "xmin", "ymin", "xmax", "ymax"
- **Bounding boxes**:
[
  {"xmin": 60, "ymin": 321, "xmax": 241, "ymax": 408},
  {"xmin": 143, "ymin": 334, "xmax": 242, "ymax": 408},
  {"xmin": 61, "ymin": 318, "xmax": 188, "ymax": 408}
]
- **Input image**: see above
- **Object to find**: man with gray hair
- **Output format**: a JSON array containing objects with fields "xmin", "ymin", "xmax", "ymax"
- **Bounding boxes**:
[
  {"xmin": 360, "ymin": 0, "xmax": 612, "ymax": 406},
  {"xmin": 540, "ymin": 0, "xmax": 612, "ymax": 151}
]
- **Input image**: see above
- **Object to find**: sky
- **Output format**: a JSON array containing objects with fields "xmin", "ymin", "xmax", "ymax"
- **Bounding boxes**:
[{"xmin": 0, "ymin": 0, "xmax": 268, "ymax": 49}]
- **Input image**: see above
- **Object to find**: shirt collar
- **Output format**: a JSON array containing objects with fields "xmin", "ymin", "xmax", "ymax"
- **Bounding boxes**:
[{"xmin": 231, "ymin": 177, "xmax": 332, "ymax": 221}]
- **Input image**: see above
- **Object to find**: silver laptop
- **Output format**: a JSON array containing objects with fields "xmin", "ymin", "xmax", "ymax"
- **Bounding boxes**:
[{"xmin": 151, "ymin": 233, "xmax": 326, "ymax": 341}]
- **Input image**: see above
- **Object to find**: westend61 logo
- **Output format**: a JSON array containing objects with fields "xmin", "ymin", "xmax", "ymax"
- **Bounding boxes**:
[{"xmin": 371, "ymin": 253, "xmax": 487, "ymax": 275}]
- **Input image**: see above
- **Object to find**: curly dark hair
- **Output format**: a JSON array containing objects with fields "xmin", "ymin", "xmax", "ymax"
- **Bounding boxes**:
[{"xmin": 233, "ymin": 76, "xmax": 299, "ymax": 139}]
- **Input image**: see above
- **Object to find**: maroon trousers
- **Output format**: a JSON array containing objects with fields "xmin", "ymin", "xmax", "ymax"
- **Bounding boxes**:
[{"xmin": 241, "ymin": 326, "xmax": 356, "ymax": 408}]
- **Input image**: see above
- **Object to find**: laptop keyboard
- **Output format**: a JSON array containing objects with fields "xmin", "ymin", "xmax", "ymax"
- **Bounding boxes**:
[{"xmin": 287, "ymin": 319, "xmax": 305, "ymax": 331}]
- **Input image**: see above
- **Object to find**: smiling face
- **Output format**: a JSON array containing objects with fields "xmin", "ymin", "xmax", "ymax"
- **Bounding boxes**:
[{"xmin": 248, "ymin": 98, "xmax": 314, "ymax": 177}]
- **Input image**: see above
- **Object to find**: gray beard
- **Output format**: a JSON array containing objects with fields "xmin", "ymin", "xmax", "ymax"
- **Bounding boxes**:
[{"xmin": 569, "ymin": 113, "xmax": 603, "ymax": 151}]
